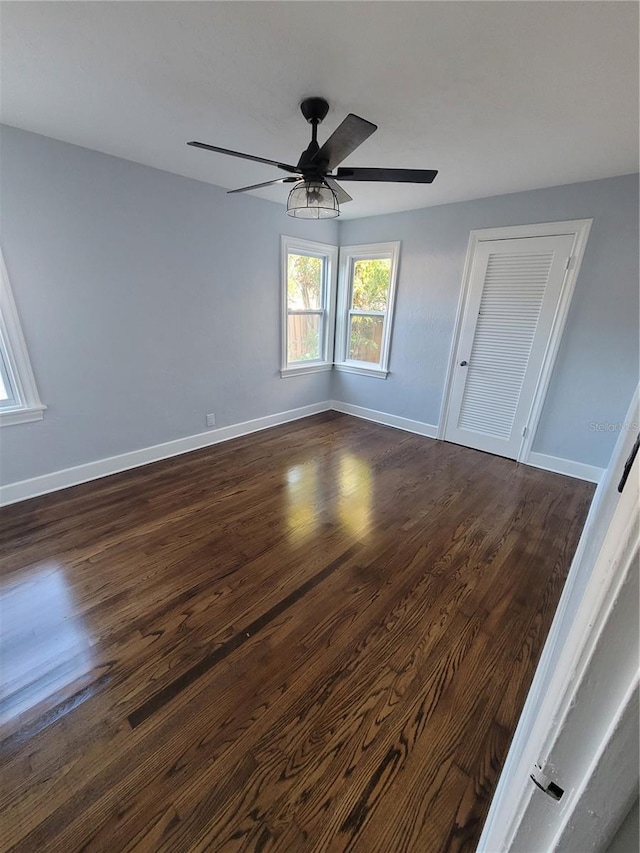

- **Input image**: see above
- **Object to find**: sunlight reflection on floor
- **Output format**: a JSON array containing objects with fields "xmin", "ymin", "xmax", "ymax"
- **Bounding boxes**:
[
  {"xmin": 285, "ymin": 451, "xmax": 373, "ymax": 543},
  {"xmin": 0, "ymin": 564, "xmax": 93, "ymax": 726}
]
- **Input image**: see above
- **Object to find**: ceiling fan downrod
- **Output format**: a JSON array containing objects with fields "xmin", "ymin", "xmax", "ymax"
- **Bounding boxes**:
[{"xmin": 297, "ymin": 98, "xmax": 330, "ymax": 171}]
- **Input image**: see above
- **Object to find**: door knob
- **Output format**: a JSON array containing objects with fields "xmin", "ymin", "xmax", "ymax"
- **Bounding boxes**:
[{"xmin": 460, "ymin": 360, "xmax": 468, "ymax": 366}]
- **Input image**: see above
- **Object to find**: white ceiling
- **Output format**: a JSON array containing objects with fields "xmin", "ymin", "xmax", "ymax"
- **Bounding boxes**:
[{"xmin": 1, "ymin": 1, "xmax": 638, "ymax": 219}]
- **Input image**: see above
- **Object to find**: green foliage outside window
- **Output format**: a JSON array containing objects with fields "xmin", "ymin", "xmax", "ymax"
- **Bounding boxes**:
[
  {"xmin": 287, "ymin": 254, "xmax": 323, "ymax": 361},
  {"xmin": 288, "ymin": 254, "xmax": 322, "ymax": 310},
  {"xmin": 351, "ymin": 258, "xmax": 391, "ymax": 311},
  {"xmin": 349, "ymin": 258, "xmax": 390, "ymax": 361},
  {"xmin": 287, "ymin": 254, "xmax": 392, "ymax": 363}
]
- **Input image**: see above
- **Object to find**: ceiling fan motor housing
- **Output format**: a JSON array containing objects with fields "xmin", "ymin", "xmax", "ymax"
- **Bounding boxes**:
[{"xmin": 300, "ymin": 97, "xmax": 330, "ymax": 125}]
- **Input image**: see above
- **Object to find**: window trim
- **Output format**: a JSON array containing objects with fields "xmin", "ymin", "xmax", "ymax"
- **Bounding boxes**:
[
  {"xmin": 0, "ymin": 247, "xmax": 46, "ymax": 426},
  {"xmin": 280, "ymin": 235, "xmax": 338, "ymax": 378},
  {"xmin": 335, "ymin": 241, "xmax": 401, "ymax": 379}
]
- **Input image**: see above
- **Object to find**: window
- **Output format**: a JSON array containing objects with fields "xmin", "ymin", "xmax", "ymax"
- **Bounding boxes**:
[
  {"xmin": 281, "ymin": 236, "xmax": 337, "ymax": 377},
  {"xmin": 0, "ymin": 248, "xmax": 45, "ymax": 425},
  {"xmin": 335, "ymin": 242, "xmax": 400, "ymax": 378}
]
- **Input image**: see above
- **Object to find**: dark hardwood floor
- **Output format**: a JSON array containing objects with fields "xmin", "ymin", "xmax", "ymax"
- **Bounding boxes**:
[{"xmin": 0, "ymin": 412, "xmax": 594, "ymax": 852}]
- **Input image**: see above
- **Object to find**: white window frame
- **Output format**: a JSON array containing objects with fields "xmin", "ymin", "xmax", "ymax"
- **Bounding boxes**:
[
  {"xmin": 280, "ymin": 235, "xmax": 338, "ymax": 378},
  {"xmin": 335, "ymin": 241, "xmax": 401, "ymax": 379},
  {"xmin": 0, "ymin": 247, "xmax": 46, "ymax": 426}
]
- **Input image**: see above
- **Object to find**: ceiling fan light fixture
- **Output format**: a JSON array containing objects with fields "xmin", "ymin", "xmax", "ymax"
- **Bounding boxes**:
[{"xmin": 286, "ymin": 180, "xmax": 339, "ymax": 219}]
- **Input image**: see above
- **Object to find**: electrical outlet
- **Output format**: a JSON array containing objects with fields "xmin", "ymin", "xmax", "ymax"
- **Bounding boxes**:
[{"xmin": 206, "ymin": 413, "xmax": 216, "ymax": 428}]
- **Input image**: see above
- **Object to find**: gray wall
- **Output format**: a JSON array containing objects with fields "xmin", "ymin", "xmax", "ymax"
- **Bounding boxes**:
[
  {"xmin": 337, "ymin": 174, "xmax": 639, "ymax": 468},
  {"xmin": 0, "ymin": 125, "xmax": 338, "ymax": 483},
  {"xmin": 1, "ymin": 125, "xmax": 637, "ymax": 486}
]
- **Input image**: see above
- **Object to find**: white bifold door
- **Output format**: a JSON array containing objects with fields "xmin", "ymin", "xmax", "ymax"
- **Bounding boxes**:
[{"xmin": 444, "ymin": 234, "xmax": 575, "ymax": 459}]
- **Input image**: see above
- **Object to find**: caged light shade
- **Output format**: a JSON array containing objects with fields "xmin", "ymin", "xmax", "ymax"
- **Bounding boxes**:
[{"xmin": 286, "ymin": 180, "xmax": 339, "ymax": 219}]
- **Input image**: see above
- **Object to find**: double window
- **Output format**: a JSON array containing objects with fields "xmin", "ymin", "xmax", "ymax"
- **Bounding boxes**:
[
  {"xmin": 0, "ymin": 249, "xmax": 45, "ymax": 426},
  {"xmin": 281, "ymin": 238, "xmax": 400, "ymax": 379},
  {"xmin": 280, "ymin": 237, "xmax": 337, "ymax": 376}
]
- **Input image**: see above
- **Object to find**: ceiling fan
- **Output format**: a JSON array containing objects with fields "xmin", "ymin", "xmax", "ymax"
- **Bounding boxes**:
[{"xmin": 187, "ymin": 97, "xmax": 438, "ymax": 218}]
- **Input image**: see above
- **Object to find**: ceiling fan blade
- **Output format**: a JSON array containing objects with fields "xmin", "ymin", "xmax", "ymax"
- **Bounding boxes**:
[
  {"xmin": 187, "ymin": 141, "xmax": 299, "ymax": 173},
  {"xmin": 227, "ymin": 176, "xmax": 300, "ymax": 194},
  {"xmin": 334, "ymin": 167, "xmax": 438, "ymax": 183},
  {"xmin": 312, "ymin": 114, "xmax": 377, "ymax": 171},
  {"xmin": 324, "ymin": 177, "xmax": 353, "ymax": 204}
]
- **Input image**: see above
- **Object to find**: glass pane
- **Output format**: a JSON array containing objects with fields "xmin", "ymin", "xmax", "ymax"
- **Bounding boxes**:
[
  {"xmin": 0, "ymin": 348, "xmax": 13, "ymax": 403},
  {"xmin": 349, "ymin": 315, "xmax": 384, "ymax": 363},
  {"xmin": 287, "ymin": 253, "xmax": 323, "ymax": 310},
  {"xmin": 288, "ymin": 313, "xmax": 321, "ymax": 363},
  {"xmin": 351, "ymin": 258, "xmax": 391, "ymax": 311}
]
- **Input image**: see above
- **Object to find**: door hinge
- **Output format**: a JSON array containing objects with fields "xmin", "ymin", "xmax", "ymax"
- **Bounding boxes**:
[
  {"xmin": 522, "ymin": 426, "xmax": 528, "ymax": 437},
  {"xmin": 565, "ymin": 255, "xmax": 574, "ymax": 271},
  {"xmin": 530, "ymin": 764, "xmax": 564, "ymax": 801}
]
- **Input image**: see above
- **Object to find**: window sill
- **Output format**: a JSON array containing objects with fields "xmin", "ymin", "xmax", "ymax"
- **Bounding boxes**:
[
  {"xmin": 334, "ymin": 363, "xmax": 389, "ymax": 380},
  {"xmin": 280, "ymin": 364, "xmax": 333, "ymax": 379},
  {"xmin": 0, "ymin": 404, "xmax": 47, "ymax": 427}
]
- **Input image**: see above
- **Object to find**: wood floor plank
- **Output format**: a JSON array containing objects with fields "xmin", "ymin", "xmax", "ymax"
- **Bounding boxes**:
[{"xmin": 0, "ymin": 413, "xmax": 594, "ymax": 851}]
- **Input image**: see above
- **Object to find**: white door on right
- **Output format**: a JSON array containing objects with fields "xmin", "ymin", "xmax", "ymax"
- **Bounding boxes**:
[{"xmin": 445, "ymin": 234, "xmax": 575, "ymax": 459}]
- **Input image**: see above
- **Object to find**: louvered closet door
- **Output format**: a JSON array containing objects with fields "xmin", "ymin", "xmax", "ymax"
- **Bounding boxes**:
[{"xmin": 445, "ymin": 234, "xmax": 575, "ymax": 459}]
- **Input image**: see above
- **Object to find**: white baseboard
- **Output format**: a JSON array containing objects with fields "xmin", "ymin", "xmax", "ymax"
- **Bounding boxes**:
[
  {"xmin": 0, "ymin": 402, "xmax": 331, "ymax": 507},
  {"xmin": 330, "ymin": 399, "xmax": 439, "ymax": 438},
  {"xmin": 331, "ymin": 405, "xmax": 602, "ymax": 483},
  {"xmin": 0, "ymin": 402, "xmax": 603, "ymax": 506},
  {"xmin": 526, "ymin": 451, "xmax": 603, "ymax": 484}
]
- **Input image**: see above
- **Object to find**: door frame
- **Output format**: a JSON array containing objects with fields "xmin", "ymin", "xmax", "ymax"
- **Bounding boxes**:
[
  {"xmin": 477, "ymin": 384, "xmax": 639, "ymax": 851},
  {"xmin": 437, "ymin": 219, "xmax": 592, "ymax": 463}
]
